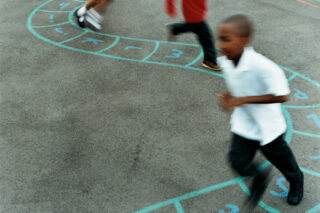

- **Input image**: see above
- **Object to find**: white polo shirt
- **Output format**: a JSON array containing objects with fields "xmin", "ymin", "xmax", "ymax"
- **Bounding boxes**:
[{"xmin": 217, "ymin": 46, "xmax": 290, "ymax": 145}]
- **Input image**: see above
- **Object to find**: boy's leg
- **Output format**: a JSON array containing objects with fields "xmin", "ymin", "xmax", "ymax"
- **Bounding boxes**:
[
  {"xmin": 192, "ymin": 21, "xmax": 219, "ymax": 69},
  {"xmin": 228, "ymin": 134, "xmax": 260, "ymax": 176},
  {"xmin": 166, "ymin": 22, "xmax": 192, "ymax": 42},
  {"xmin": 229, "ymin": 134, "xmax": 271, "ymax": 209},
  {"xmin": 260, "ymin": 135, "xmax": 303, "ymax": 205}
]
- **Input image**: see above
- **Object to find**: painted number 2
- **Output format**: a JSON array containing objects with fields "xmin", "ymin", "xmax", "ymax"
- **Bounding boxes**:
[
  {"xmin": 218, "ymin": 204, "xmax": 239, "ymax": 213},
  {"xmin": 306, "ymin": 114, "xmax": 320, "ymax": 128},
  {"xmin": 165, "ymin": 49, "xmax": 184, "ymax": 58}
]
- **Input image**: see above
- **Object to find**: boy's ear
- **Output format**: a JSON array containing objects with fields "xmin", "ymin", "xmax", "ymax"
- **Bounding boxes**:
[{"xmin": 240, "ymin": 36, "xmax": 251, "ymax": 46}]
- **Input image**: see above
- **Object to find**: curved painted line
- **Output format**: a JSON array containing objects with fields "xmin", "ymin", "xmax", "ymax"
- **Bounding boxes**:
[
  {"xmin": 238, "ymin": 181, "xmax": 280, "ymax": 213},
  {"xmin": 97, "ymin": 36, "xmax": 120, "ymax": 53},
  {"xmin": 174, "ymin": 201, "xmax": 185, "ymax": 213},
  {"xmin": 293, "ymin": 130, "xmax": 320, "ymax": 138},
  {"xmin": 296, "ymin": 0, "xmax": 320, "ymax": 8},
  {"xmin": 39, "ymin": 9, "xmax": 71, "ymax": 13},
  {"xmin": 306, "ymin": 203, "xmax": 320, "ymax": 213},
  {"xmin": 28, "ymin": 1, "xmax": 320, "ymax": 213},
  {"xmin": 284, "ymin": 104, "xmax": 320, "ymax": 109},
  {"xmin": 59, "ymin": 31, "xmax": 87, "ymax": 44},
  {"xmin": 300, "ymin": 167, "xmax": 320, "ymax": 178},
  {"xmin": 32, "ymin": 21, "xmax": 70, "ymax": 28},
  {"xmin": 186, "ymin": 48, "xmax": 203, "ymax": 66},
  {"xmin": 280, "ymin": 65, "xmax": 320, "ymax": 88},
  {"xmin": 134, "ymin": 177, "xmax": 240, "ymax": 213},
  {"xmin": 142, "ymin": 41, "xmax": 160, "ymax": 61}
]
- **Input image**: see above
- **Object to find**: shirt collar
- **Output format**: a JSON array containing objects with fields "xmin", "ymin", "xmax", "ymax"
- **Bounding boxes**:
[{"xmin": 235, "ymin": 46, "xmax": 255, "ymax": 72}]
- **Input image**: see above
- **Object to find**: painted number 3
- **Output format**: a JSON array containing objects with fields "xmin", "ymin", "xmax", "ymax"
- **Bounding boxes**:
[{"xmin": 165, "ymin": 49, "xmax": 184, "ymax": 58}]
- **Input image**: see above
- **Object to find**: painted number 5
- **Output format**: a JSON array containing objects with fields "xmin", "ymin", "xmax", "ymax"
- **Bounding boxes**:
[{"xmin": 165, "ymin": 49, "xmax": 184, "ymax": 58}]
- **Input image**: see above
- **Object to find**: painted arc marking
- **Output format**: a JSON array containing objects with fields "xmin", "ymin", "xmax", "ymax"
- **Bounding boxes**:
[
  {"xmin": 142, "ymin": 41, "xmax": 159, "ymax": 61},
  {"xmin": 97, "ymin": 37, "xmax": 120, "ymax": 53},
  {"xmin": 59, "ymin": 31, "xmax": 87, "ymax": 44},
  {"xmin": 39, "ymin": 9, "xmax": 71, "ymax": 13},
  {"xmin": 28, "ymin": 1, "xmax": 320, "ymax": 213},
  {"xmin": 306, "ymin": 203, "xmax": 320, "ymax": 213},
  {"xmin": 32, "ymin": 21, "xmax": 70, "ymax": 28},
  {"xmin": 186, "ymin": 48, "xmax": 203, "ymax": 66},
  {"xmin": 174, "ymin": 201, "xmax": 185, "ymax": 213},
  {"xmin": 292, "ymin": 130, "xmax": 320, "ymax": 138}
]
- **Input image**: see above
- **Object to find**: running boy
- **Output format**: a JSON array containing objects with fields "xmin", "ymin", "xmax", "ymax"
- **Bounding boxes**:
[
  {"xmin": 74, "ymin": 0, "xmax": 113, "ymax": 30},
  {"xmin": 165, "ymin": 0, "xmax": 220, "ymax": 71},
  {"xmin": 217, "ymin": 15, "xmax": 303, "ymax": 209}
]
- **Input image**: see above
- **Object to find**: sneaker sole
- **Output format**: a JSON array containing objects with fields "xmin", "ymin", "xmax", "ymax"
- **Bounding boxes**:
[
  {"xmin": 86, "ymin": 16, "xmax": 102, "ymax": 31},
  {"xmin": 202, "ymin": 63, "xmax": 221, "ymax": 71}
]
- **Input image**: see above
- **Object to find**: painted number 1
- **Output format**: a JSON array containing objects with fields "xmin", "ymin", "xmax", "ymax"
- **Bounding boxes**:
[
  {"xmin": 306, "ymin": 114, "xmax": 320, "ymax": 128},
  {"xmin": 165, "ymin": 49, "xmax": 184, "ymax": 58}
]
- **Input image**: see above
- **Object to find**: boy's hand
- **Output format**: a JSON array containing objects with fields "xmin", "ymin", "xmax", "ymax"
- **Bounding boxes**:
[{"xmin": 219, "ymin": 92, "xmax": 244, "ymax": 111}]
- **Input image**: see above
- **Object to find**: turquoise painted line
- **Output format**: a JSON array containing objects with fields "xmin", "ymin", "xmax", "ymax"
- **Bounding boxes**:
[
  {"xmin": 284, "ymin": 104, "xmax": 320, "ymax": 109},
  {"xmin": 67, "ymin": 4, "xmax": 200, "ymax": 48},
  {"xmin": 39, "ymin": 9, "xmax": 71, "ymax": 13},
  {"xmin": 300, "ymin": 167, "xmax": 320, "ymax": 178},
  {"xmin": 142, "ymin": 41, "xmax": 160, "ymax": 61},
  {"xmin": 280, "ymin": 65, "xmax": 320, "ymax": 88},
  {"xmin": 135, "ymin": 178, "xmax": 239, "ymax": 213},
  {"xmin": 287, "ymin": 73, "xmax": 297, "ymax": 82},
  {"xmin": 185, "ymin": 48, "xmax": 203, "ymax": 66},
  {"xmin": 32, "ymin": 21, "xmax": 70, "ymax": 28},
  {"xmin": 174, "ymin": 201, "xmax": 185, "ymax": 213},
  {"xmin": 238, "ymin": 180, "xmax": 281, "ymax": 213},
  {"xmin": 97, "ymin": 37, "xmax": 120, "ymax": 53},
  {"xmin": 306, "ymin": 203, "xmax": 320, "ymax": 213},
  {"xmin": 282, "ymin": 106, "xmax": 294, "ymax": 143},
  {"xmin": 292, "ymin": 130, "xmax": 320, "ymax": 138},
  {"xmin": 59, "ymin": 31, "xmax": 87, "ymax": 44}
]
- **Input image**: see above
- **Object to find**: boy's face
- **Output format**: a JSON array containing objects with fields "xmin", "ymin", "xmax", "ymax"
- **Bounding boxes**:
[{"xmin": 217, "ymin": 23, "xmax": 250, "ymax": 61}]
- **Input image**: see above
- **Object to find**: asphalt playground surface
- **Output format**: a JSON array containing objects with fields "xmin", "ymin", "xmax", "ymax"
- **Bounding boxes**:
[{"xmin": 0, "ymin": 0, "xmax": 319, "ymax": 212}]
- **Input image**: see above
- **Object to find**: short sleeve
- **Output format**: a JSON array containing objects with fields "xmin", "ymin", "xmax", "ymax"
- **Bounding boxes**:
[{"xmin": 260, "ymin": 59, "xmax": 290, "ymax": 96}]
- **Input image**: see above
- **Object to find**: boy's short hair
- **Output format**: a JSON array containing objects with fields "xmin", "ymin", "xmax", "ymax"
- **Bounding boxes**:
[{"xmin": 221, "ymin": 14, "xmax": 254, "ymax": 38}]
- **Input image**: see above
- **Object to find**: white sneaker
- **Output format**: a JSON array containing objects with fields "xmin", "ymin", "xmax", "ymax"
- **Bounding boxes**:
[
  {"xmin": 87, "ymin": 8, "xmax": 103, "ymax": 23},
  {"xmin": 165, "ymin": 24, "xmax": 177, "ymax": 42},
  {"xmin": 86, "ymin": 15, "xmax": 102, "ymax": 31}
]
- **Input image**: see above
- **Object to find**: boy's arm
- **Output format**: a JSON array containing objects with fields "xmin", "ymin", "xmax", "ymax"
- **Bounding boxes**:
[
  {"xmin": 220, "ymin": 93, "xmax": 290, "ymax": 110},
  {"xmin": 165, "ymin": 0, "xmax": 178, "ymax": 17}
]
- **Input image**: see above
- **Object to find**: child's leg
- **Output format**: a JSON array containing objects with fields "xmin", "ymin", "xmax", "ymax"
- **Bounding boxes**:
[
  {"xmin": 77, "ymin": 0, "xmax": 100, "ymax": 16},
  {"xmin": 229, "ymin": 134, "xmax": 271, "ymax": 209},
  {"xmin": 170, "ymin": 22, "xmax": 192, "ymax": 35},
  {"xmin": 260, "ymin": 135, "xmax": 302, "ymax": 184},
  {"xmin": 260, "ymin": 135, "xmax": 303, "ymax": 205},
  {"xmin": 94, "ymin": 0, "xmax": 112, "ymax": 14},
  {"xmin": 192, "ymin": 21, "xmax": 217, "ymax": 64},
  {"xmin": 228, "ymin": 134, "xmax": 260, "ymax": 177}
]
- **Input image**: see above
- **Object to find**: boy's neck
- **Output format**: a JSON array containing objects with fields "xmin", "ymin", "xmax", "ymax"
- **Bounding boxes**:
[{"xmin": 232, "ymin": 47, "xmax": 246, "ymax": 67}]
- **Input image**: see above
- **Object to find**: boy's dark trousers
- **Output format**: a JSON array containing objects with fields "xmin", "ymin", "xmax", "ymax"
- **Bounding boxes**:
[
  {"xmin": 228, "ymin": 134, "xmax": 303, "ymax": 184},
  {"xmin": 171, "ymin": 21, "xmax": 217, "ymax": 63}
]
